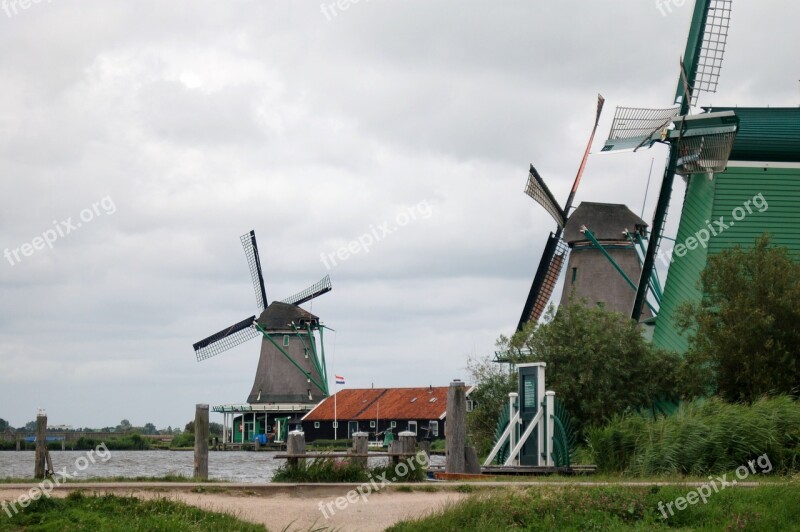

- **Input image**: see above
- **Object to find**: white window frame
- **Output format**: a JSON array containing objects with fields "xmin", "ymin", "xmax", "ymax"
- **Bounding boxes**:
[
  {"xmin": 429, "ymin": 420, "xmax": 439, "ymax": 437},
  {"xmin": 408, "ymin": 421, "xmax": 417, "ymax": 434}
]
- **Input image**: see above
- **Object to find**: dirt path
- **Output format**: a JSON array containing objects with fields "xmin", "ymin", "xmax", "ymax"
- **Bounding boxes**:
[{"xmin": 0, "ymin": 486, "xmax": 465, "ymax": 531}]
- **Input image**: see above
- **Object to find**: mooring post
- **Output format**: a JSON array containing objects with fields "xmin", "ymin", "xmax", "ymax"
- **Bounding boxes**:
[
  {"xmin": 545, "ymin": 391, "xmax": 556, "ymax": 467},
  {"xmin": 286, "ymin": 430, "xmax": 306, "ymax": 469},
  {"xmin": 418, "ymin": 440, "xmax": 431, "ymax": 461},
  {"xmin": 194, "ymin": 404, "xmax": 209, "ymax": 481},
  {"xmin": 16, "ymin": 437, "xmax": 21, "ymax": 452},
  {"xmin": 34, "ymin": 410, "xmax": 47, "ymax": 479},
  {"xmin": 389, "ymin": 440, "xmax": 401, "ymax": 465},
  {"xmin": 351, "ymin": 432, "xmax": 368, "ymax": 468},
  {"xmin": 445, "ymin": 380, "xmax": 466, "ymax": 473}
]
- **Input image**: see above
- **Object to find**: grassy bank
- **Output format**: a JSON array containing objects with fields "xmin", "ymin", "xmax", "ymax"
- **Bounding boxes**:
[
  {"xmin": 272, "ymin": 456, "xmax": 426, "ymax": 483},
  {"xmin": 389, "ymin": 485, "xmax": 800, "ymax": 531},
  {"xmin": 0, "ymin": 491, "xmax": 264, "ymax": 531}
]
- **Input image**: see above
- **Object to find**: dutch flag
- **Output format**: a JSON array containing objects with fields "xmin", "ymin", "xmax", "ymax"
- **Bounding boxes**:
[{"xmin": 335, "ymin": 374, "xmax": 345, "ymax": 385}]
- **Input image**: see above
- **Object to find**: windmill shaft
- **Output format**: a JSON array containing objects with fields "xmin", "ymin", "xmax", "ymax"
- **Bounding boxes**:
[{"xmin": 631, "ymin": 150, "xmax": 679, "ymax": 321}]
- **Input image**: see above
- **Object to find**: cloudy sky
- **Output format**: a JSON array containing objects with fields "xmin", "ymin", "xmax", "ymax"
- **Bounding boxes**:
[{"xmin": 1, "ymin": 1, "xmax": 798, "ymax": 429}]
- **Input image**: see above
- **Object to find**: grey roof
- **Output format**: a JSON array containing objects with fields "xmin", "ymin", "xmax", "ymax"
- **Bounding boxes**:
[
  {"xmin": 563, "ymin": 202, "xmax": 647, "ymax": 244},
  {"xmin": 256, "ymin": 301, "xmax": 319, "ymax": 330}
]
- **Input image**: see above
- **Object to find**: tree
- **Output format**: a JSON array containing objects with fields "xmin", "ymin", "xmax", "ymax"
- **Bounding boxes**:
[
  {"xmin": 184, "ymin": 421, "xmax": 195, "ymax": 434},
  {"xmin": 499, "ymin": 299, "xmax": 680, "ymax": 438},
  {"xmin": 678, "ymin": 235, "xmax": 800, "ymax": 402},
  {"xmin": 24, "ymin": 421, "xmax": 37, "ymax": 431},
  {"xmin": 116, "ymin": 419, "xmax": 132, "ymax": 433},
  {"xmin": 467, "ymin": 356, "xmax": 517, "ymax": 455},
  {"xmin": 210, "ymin": 423, "xmax": 223, "ymax": 437},
  {"xmin": 143, "ymin": 423, "xmax": 157, "ymax": 435},
  {"xmin": 0, "ymin": 418, "xmax": 9, "ymax": 432}
]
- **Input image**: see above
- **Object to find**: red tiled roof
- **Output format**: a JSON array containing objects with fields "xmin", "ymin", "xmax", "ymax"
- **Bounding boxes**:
[{"xmin": 303, "ymin": 387, "xmax": 455, "ymax": 421}]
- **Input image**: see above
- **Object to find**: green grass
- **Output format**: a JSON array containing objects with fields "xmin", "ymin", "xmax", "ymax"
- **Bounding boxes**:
[
  {"xmin": 0, "ymin": 491, "xmax": 264, "ymax": 531},
  {"xmin": 586, "ymin": 396, "xmax": 800, "ymax": 476},
  {"xmin": 388, "ymin": 485, "xmax": 800, "ymax": 531}
]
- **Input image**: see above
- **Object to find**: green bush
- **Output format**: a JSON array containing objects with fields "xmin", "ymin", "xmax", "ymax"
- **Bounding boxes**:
[
  {"xmin": 74, "ymin": 434, "xmax": 151, "ymax": 451},
  {"xmin": 586, "ymin": 396, "xmax": 800, "ymax": 475},
  {"xmin": 169, "ymin": 433, "xmax": 195, "ymax": 448},
  {"xmin": 272, "ymin": 455, "xmax": 427, "ymax": 483}
]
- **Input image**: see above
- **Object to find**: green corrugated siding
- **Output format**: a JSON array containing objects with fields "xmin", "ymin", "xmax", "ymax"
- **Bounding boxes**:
[
  {"xmin": 653, "ymin": 165, "xmax": 800, "ymax": 354},
  {"xmin": 652, "ymin": 173, "xmax": 715, "ymax": 354},
  {"xmin": 704, "ymin": 108, "xmax": 800, "ymax": 163}
]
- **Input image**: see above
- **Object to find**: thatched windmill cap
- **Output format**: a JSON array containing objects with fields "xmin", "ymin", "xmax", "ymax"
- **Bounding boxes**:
[{"xmin": 563, "ymin": 202, "xmax": 647, "ymax": 244}]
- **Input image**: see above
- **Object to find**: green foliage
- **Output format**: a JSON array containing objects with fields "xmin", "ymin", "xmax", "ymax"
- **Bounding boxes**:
[
  {"xmin": 170, "ymin": 432, "xmax": 196, "ymax": 448},
  {"xmin": 387, "ymin": 485, "xmax": 800, "ymax": 531},
  {"xmin": 678, "ymin": 234, "xmax": 800, "ymax": 402},
  {"xmin": 466, "ymin": 356, "xmax": 516, "ymax": 456},
  {"xmin": 74, "ymin": 434, "xmax": 151, "ymax": 451},
  {"xmin": 586, "ymin": 396, "xmax": 800, "ymax": 475},
  {"xmin": 272, "ymin": 456, "xmax": 426, "ymax": 483},
  {"xmin": 0, "ymin": 418, "xmax": 9, "ymax": 432},
  {"xmin": 500, "ymin": 300, "xmax": 680, "ymax": 438},
  {"xmin": 0, "ymin": 491, "xmax": 265, "ymax": 531},
  {"xmin": 429, "ymin": 439, "xmax": 445, "ymax": 451}
]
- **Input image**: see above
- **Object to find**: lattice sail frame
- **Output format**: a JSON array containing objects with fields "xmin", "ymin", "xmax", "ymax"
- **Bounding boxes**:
[
  {"xmin": 193, "ymin": 315, "xmax": 258, "ymax": 361},
  {"xmin": 519, "ymin": 235, "xmax": 570, "ymax": 328},
  {"xmin": 690, "ymin": 0, "xmax": 732, "ymax": 104},
  {"xmin": 602, "ymin": 106, "xmax": 680, "ymax": 153},
  {"xmin": 524, "ymin": 167, "xmax": 566, "ymax": 228},
  {"xmin": 282, "ymin": 275, "xmax": 332, "ymax": 306},
  {"xmin": 241, "ymin": 231, "xmax": 268, "ymax": 311}
]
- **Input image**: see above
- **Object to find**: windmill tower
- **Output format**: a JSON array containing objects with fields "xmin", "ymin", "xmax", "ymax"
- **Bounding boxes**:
[
  {"xmin": 193, "ymin": 231, "xmax": 333, "ymax": 443},
  {"xmin": 601, "ymin": 0, "xmax": 739, "ymax": 322},
  {"xmin": 558, "ymin": 202, "xmax": 652, "ymax": 318}
]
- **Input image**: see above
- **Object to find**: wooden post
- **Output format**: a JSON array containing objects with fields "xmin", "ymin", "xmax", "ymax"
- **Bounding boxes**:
[
  {"xmin": 464, "ymin": 446, "xmax": 481, "ymax": 474},
  {"xmin": 418, "ymin": 440, "xmax": 431, "ymax": 461},
  {"xmin": 194, "ymin": 404, "xmax": 209, "ymax": 481},
  {"xmin": 389, "ymin": 440, "xmax": 401, "ymax": 465},
  {"xmin": 34, "ymin": 411, "xmax": 47, "ymax": 479},
  {"xmin": 16, "ymin": 437, "xmax": 21, "ymax": 452},
  {"xmin": 351, "ymin": 432, "xmax": 368, "ymax": 468},
  {"xmin": 445, "ymin": 380, "xmax": 467, "ymax": 473},
  {"xmin": 286, "ymin": 430, "xmax": 306, "ymax": 469}
]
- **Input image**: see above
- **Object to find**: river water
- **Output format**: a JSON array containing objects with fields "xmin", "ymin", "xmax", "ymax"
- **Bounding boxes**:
[{"xmin": 0, "ymin": 451, "xmax": 443, "ymax": 483}]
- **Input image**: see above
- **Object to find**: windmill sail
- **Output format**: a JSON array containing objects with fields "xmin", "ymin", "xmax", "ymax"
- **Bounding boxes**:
[
  {"xmin": 525, "ymin": 166, "xmax": 566, "ymax": 228},
  {"xmin": 282, "ymin": 275, "xmax": 333, "ymax": 306},
  {"xmin": 518, "ymin": 235, "xmax": 569, "ymax": 330},
  {"xmin": 241, "ymin": 231, "xmax": 268, "ymax": 311},
  {"xmin": 193, "ymin": 315, "xmax": 258, "ymax": 361}
]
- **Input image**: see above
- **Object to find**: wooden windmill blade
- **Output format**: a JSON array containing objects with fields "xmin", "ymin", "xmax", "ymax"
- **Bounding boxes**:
[
  {"xmin": 240, "ymin": 230, "xmax": 268, "ymax": 311},
  {"xmin": 517, "ymin": 234, "xmax": 569, "ymax": 331},
  {"xmin": 281, "ymin": 275, "xmax": 332, "ymax": 306},
  {"xmin": 193, "ymin": 315, "xmax": 259, "ymax": 362}
]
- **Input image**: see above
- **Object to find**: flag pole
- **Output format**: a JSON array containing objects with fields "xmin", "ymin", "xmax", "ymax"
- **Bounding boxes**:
[{"xmin": 334, "ymin": 380, "xmax": 338, "ymax": 441}]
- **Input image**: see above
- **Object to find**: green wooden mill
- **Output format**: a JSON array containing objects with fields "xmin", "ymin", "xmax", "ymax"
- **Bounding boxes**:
[{"xmin": 602, "ymin": 0, "xmax": 800, "ymax": 352}]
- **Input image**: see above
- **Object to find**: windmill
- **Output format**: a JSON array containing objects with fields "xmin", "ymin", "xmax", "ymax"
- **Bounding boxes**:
[
  {"xmin": 517, "ymin": 94, "xmax": 605, "ymax": 331},
  {"xmin": 601, "ymin": 0, "xmax": 738, "ymax": 321},
  {"xmin": 193, "ymin": 230, "xmax": 332, "ymax": 406}
]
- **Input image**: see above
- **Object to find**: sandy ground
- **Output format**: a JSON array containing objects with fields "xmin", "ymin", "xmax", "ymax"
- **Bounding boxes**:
[{"xmin": 0, "ymin": 486, "xmax": 466, "ymax": 531}]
